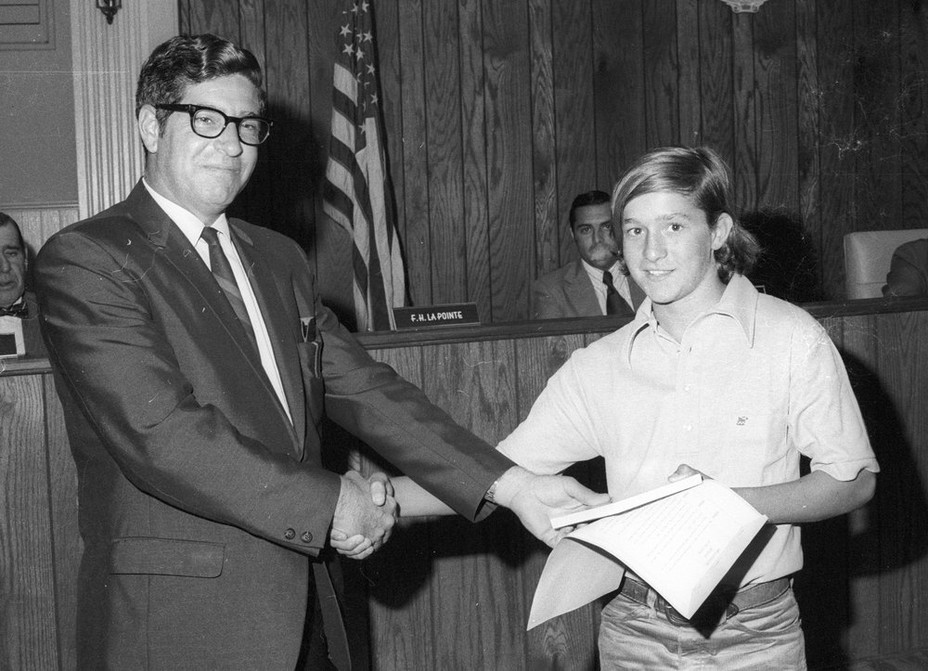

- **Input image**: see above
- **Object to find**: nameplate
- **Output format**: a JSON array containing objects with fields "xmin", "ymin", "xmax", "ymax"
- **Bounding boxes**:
[
  {"xmin": 392, "ymin": 303, "xmax": 480, "ymax": 330},
  {"xmin": 0, "ymin": 316, "xmax": 24, "ymax": 358}
]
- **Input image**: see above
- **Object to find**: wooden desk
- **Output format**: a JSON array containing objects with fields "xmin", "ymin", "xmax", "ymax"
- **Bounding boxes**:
[
  {"xmin": 0, "ymin": 360, "xmax": 77, "ymax": 671},
  {"xmin": 3, "ymin": 299, "xmax": 928, "ymax": 669}
]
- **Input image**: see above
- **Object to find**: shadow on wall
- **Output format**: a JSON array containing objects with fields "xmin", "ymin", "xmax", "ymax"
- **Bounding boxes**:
[
  {"xmin": 741, "ymin": 209, "xmax": 824, "ymax": 304},
  {"xmin": 796, "ymin": 350, "xmax": 928, "ymax": 669}
]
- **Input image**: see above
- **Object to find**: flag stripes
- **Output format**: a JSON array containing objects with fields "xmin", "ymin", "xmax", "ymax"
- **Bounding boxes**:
[{"xmin": 323, "ymin": 1, "xmax": 405, "ymax": 331}]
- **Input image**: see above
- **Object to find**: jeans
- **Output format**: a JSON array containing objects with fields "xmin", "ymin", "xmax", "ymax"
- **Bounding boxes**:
[{"xmin": 598, "ymin": 582, "xmax": 807, "ymax": 670}]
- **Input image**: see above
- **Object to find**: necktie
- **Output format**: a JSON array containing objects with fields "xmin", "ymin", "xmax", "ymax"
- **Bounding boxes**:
[
  {"xmin": 0, "ymin": 300, "xmax": 27, "ymax": 318},
  {"xmin": 603, "ymin": 270, "xmax": 630, "ymax": 316},
  {"xmin": 200, "ymin": 226, "xmax": 258, "ymax": 353}
]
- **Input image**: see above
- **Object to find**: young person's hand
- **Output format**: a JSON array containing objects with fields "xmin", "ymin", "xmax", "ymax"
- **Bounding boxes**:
[
  {"xmin": 492, "ymin": 466, "xmax": 610, "ymax": 547},
  {"xmin": 668, "ymin": 463, "xmax": 712, "ymax": 482}
]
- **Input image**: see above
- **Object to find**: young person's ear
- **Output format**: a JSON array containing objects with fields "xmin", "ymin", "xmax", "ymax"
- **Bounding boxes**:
[{"xmin": 711, "ymin": 213, "xmax": 734, "ymax": 251}]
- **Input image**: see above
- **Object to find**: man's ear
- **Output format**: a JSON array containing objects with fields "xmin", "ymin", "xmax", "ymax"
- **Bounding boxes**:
[
  {"xmin": 711, "ymin": 213, "xmax": 734, "ymax": 251},
  {"xmin": 137, "ymin": 104, "xmax": 161, "ymax": 154}
]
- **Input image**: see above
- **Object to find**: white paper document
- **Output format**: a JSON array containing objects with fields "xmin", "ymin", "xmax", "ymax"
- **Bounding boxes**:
[
  {"xmin": 528, "ymin": 479, "xmax": 767, "ymax": 630},
  {"xmin": 551, "ymin": 474, "xmax": 703, "ymax": 528}
]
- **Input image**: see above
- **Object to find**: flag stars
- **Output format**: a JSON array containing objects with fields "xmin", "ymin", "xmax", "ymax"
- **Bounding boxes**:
[
  {"xmin": 343, "ymin": 42, "xmax": 355, "ymax": 57},
  {"xmin": 339, "ymin": 24, "xmax": 351, "ymax": 37}
]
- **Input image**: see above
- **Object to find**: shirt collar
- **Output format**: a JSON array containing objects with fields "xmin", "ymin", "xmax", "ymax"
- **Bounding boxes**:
[
  {"xmin": 0, "ymin": 294, "xmax": 28, "ymax": 318},
  {"xmin": 714, "ymin": 273, "xmax": 759, "ymax": 345},
  {"xmin": 581, "ymin": 258, "xmax": 623, "ymax": 282},
  {"xmin": 623, "ymin": 273, "xmax": 758, "ymax": 364},
  {"xmin": 142, "ymin": 178, "xmax": 230, "ymax": 246}
]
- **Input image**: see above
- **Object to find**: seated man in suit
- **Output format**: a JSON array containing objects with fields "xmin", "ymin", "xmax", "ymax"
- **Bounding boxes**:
[
  {"xmin": 883, "ymin": 237, "xmax": 928, "ymax": 297},
  {"xmin": 0, "ymin": 212, "xmax": 44, "ymax": 357},
  {"xmin": 531, "ymin": 190, "xmax": 644, "ymax": 319}
]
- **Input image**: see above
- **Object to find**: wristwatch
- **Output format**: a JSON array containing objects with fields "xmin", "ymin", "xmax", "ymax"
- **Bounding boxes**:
[{"xmin": 484, "ymin": 477, "xmax": 500, "ymax": 503}]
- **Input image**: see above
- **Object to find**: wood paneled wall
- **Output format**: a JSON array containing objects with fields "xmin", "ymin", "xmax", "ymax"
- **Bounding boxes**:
[
  {"xmin": 5, "ymin": 303, "xmax": 928, "ymax": 670},
  {"xmin": 179, "ymin": 0, "xmax": 928, "ymax": 326}
]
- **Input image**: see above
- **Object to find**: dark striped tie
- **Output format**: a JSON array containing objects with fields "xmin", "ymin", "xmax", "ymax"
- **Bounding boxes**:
[{"xmin": 200, "ymin": 226, "xmax": 258, "ymax": 353}]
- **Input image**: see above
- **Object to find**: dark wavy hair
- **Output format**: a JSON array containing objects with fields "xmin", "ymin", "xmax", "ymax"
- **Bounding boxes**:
[
  {"xmin": 568, "ymin": 190, "xmax": 611, "ymax": 229},
  {"xmin": 136, "ymin": 34, "xmax": 266, "ymax": 132},
  {"xmin": 610, "ymin": 146, "xmax": 759, "ymax": 282}
]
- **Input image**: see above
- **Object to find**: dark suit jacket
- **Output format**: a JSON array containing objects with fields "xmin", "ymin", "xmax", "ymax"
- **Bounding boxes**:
[
  {"xmin": 35, "ymin": 182, "xmax": 513, "ymax": 670},
  {"xmin": 531, "ymin": 259, "xmax": 645, "ymax": 320}
]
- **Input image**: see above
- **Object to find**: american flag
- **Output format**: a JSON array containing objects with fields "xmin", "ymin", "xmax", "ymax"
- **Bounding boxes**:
[{"xmin": 323, "ymin": 0, "xmax": 406, "ymax": 331}]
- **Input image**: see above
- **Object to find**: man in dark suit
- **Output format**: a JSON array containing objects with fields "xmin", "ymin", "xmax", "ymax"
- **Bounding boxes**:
[
  {"xmin": 0, "ymin": 212, "xmax": 44, "ymax": 357},
  {"xmin": 35, "ymin": 34, "xmax": 607, "ymax": 671},
  {"xmin": 532, "ymin": 190, "xmax": 644, "ymax": 320}
]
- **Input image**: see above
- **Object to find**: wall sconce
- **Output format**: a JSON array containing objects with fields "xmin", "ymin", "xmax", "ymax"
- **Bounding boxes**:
[
  {"xmin": 721, "ymin": 0, "xmax": 768, "ymax": 11},
  {"xmin": 96, "ymin": 0, "xmax": 122, "ymax": 24}
]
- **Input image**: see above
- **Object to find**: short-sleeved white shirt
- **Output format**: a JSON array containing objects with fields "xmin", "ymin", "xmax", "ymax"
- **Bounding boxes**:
[{"xmin": 498, "ymin": 273, "xmax": 879, "ymax": 585}]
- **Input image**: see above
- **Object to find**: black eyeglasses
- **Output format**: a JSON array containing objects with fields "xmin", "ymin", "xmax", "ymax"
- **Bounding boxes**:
[{"xmin": 155, "ymin": 103, "xmax": 273, "ymax": 146}]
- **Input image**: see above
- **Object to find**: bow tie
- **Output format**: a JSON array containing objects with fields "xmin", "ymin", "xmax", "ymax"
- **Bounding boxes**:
[{"xmin": 0, "ymin": 301, "xmax": 28, "ymax": 318}]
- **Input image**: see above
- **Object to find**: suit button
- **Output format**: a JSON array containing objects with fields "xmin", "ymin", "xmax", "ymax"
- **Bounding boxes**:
[
  {"xmin": 300, "ymin": 531, "xmax": 313, "ymax": 543},
  {"xmin": 284, "ymin": 528, "xmax": 296, "ymax": 540}
]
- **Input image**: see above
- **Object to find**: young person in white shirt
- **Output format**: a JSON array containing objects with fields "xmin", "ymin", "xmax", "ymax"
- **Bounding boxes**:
[{"xmin": 339, "ymin": 145, "xmax": 878, "ymax": 669}]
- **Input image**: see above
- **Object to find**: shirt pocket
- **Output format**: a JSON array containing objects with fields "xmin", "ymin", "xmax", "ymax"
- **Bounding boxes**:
[{"xmin": 703, "ymin": 409, "xmax": 785, "ymax": 477}]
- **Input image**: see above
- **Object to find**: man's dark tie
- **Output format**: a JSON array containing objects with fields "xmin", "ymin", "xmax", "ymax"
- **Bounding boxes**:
[
  {"xmin": 0, "ymin": 300, "xmax": 27, "ymax": 318},
  {"xmin": 602, "ymin": 270, "xmax": 630, "ymax": 316},
  {"xmin": 200, "ymin": 226, "xmax": 258, "ymax": 353}
]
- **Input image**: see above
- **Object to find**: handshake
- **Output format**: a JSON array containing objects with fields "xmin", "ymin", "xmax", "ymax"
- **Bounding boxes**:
[{"xmin": 329, "ymin": 467, "xmax": 610, "ymax": 560}]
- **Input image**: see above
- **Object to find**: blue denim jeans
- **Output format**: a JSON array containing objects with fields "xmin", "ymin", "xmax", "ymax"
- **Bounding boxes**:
[{"xmin": 598, "ymin": 582, "xmax": 807, "ymax": 669}]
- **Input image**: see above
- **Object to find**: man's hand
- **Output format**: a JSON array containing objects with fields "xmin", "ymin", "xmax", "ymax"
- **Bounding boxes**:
[
  {"xmin": 330, "ymin": 471, "xmax": 397, "ymax": 559},
  {"xmin": 492, "ymin": 466, "xmax": 610, "ymax": 547}
]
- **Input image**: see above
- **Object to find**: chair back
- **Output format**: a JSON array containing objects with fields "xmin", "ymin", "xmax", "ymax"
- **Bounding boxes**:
[{"xmin": 844, "ymin": 229, "xmax": 928, "ymax": 299}]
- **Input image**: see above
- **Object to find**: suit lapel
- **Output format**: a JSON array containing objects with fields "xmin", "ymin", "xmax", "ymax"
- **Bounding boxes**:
[
  {"xmin": 230, "ymin": 222, "xmax": 306, "ymax": 452},
  {"xmin": 125, "ymin": 185, "xmax": 248, "ymax": 348},
  {"xmin": 565, "ymin": 260, "xmax": 603, "ymax": 316}
]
